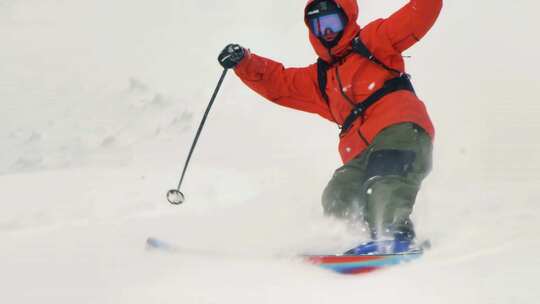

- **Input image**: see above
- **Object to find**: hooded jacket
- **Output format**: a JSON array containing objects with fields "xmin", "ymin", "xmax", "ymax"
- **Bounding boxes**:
[{"xmin": 234, "ymin": 0, "xmax": 443, "ymax": 164}]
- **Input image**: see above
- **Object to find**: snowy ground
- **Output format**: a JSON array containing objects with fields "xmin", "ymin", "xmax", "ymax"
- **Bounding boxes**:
[{"xmin": 1, "ymin": 0, "xmax": 540, "ymax": 303}]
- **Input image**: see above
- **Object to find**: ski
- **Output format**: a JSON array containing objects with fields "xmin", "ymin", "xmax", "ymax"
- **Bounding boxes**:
[{"xmin": 146, "ymin": 237, "xmax": 427, "ymax": 275}]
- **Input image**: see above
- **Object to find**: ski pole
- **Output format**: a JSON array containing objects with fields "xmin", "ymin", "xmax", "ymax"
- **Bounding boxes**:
[{"xmin": 167, "ymin": 68, "xmax": 229, "ymax": 205}]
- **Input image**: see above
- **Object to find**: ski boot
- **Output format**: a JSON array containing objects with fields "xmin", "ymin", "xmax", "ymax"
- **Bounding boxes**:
[{"xmin": 345, "ymin": 229, "xmax": 416, "ymax": 255}]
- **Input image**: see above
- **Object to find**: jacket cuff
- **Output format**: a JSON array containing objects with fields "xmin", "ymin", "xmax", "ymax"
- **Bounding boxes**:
[{"xmin": 234, "ymin": 50, "xmax": 266, "ymax": 81}]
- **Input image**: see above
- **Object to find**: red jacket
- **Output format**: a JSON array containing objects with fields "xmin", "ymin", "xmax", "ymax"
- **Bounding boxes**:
[{"xmin": 235, "ymin": 0, "xmax": 443, "ymax": 164}]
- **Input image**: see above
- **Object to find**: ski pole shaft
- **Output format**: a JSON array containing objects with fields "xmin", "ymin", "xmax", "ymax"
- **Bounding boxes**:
[{"xmin": 168, "ymin": 68, "xmax": 229, "ymax": 204}]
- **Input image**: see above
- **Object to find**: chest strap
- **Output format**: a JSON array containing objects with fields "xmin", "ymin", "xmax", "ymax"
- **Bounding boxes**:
[{"xmin": 340, "ymin": 75, "xmax": 415, "ymax": 136}]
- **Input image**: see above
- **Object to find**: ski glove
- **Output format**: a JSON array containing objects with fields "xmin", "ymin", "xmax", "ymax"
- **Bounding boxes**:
[{"xmin": 218, "ymin": 44, "xmax": 246, "ymax": 69}]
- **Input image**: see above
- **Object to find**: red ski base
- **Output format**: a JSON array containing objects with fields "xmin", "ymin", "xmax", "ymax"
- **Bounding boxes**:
[{"xmin": 304, "ymin": 251, "xmax": 422, "ymax": 275}]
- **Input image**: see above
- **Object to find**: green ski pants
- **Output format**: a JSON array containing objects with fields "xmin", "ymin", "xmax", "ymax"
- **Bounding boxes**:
[{"xmin": 322, "ymin": 123, "xmax": 433, "ymax": 240}]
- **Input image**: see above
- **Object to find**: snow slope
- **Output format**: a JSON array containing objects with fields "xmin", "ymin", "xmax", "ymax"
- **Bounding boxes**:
[{"xmin": 1, "ymin": 0, "xmax": 539, "ymax": 303}]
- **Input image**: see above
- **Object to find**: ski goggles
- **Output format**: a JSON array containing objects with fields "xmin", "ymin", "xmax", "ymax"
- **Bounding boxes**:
[{"xmin": 308, "ymin": 12, "xmax": 345, "ymax": 37}]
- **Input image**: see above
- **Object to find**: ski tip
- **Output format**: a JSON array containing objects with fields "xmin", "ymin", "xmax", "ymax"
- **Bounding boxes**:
[
  {"xmin": 145, "ymin": 237, "xmax": 159, "ymax": 249},
  {"xmin": 146, "ymin": 237, "xmax": 174, "ymax": 251}
]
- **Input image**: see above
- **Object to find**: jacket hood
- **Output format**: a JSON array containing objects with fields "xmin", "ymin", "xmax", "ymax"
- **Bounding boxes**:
[{"xmin": 304, "ymin": 0, "xmax": 360, "ymax": 62}]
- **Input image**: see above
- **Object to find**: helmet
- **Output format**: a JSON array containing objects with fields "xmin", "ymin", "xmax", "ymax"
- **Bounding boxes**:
[{"xmin": 306, "ymin": 0, "xmax": 348, "ymax": 48}]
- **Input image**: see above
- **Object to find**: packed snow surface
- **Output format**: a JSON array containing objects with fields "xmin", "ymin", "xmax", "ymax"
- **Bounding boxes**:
[{"xmin": 1, "ymin": 0, "xmax": 540, "ymax": 303}]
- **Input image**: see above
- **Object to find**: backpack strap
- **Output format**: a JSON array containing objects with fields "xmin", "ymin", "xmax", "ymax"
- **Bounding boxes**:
[
  {"xmin": 340, "ymin": 75, "xmax": 415, "ymax": 135},
  {"xmin": 316, "ymin": 35, "xmax": 405, "ymax": 105},
  {"xmin": 351, "ymin": 36, "xmax": 405, "ymax": 76},
  {"xmin": 316, "ymin": 58, "xmax": 331, "ymax": 103}
]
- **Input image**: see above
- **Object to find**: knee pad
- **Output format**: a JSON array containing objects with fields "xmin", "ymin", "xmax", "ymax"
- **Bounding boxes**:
[{"xmin": 365, "ymin": 149, "xmax": 416, "ymax": 181}]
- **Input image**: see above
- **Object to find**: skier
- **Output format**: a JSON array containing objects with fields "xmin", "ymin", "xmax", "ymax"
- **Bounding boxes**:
[{"xmin": 218, "ymin": 0, "xmax": 442, "ymax": 254}]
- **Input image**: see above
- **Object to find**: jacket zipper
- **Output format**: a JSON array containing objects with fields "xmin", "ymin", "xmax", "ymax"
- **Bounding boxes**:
[
  {"xmin": 334, "ymin": 64, "xmax": 371, "ymax": 146},
  {"xmin": 324, "ymin": 48, "xmax": 371, "ymax": 146}
]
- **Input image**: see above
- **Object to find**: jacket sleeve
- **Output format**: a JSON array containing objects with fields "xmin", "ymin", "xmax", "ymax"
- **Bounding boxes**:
[
  {"xmin": 234, "ymin": 52, "xmax": 332, "ymax": 120},
  {"xmin": 379, "ymin": 0, "xmax": 443, "ymax": 52}
]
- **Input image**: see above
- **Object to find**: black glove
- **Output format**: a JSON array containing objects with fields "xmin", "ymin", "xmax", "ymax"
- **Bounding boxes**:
[{"xmin": 218, "ymin": 44, "xmax": 246, "ymax": 69}]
